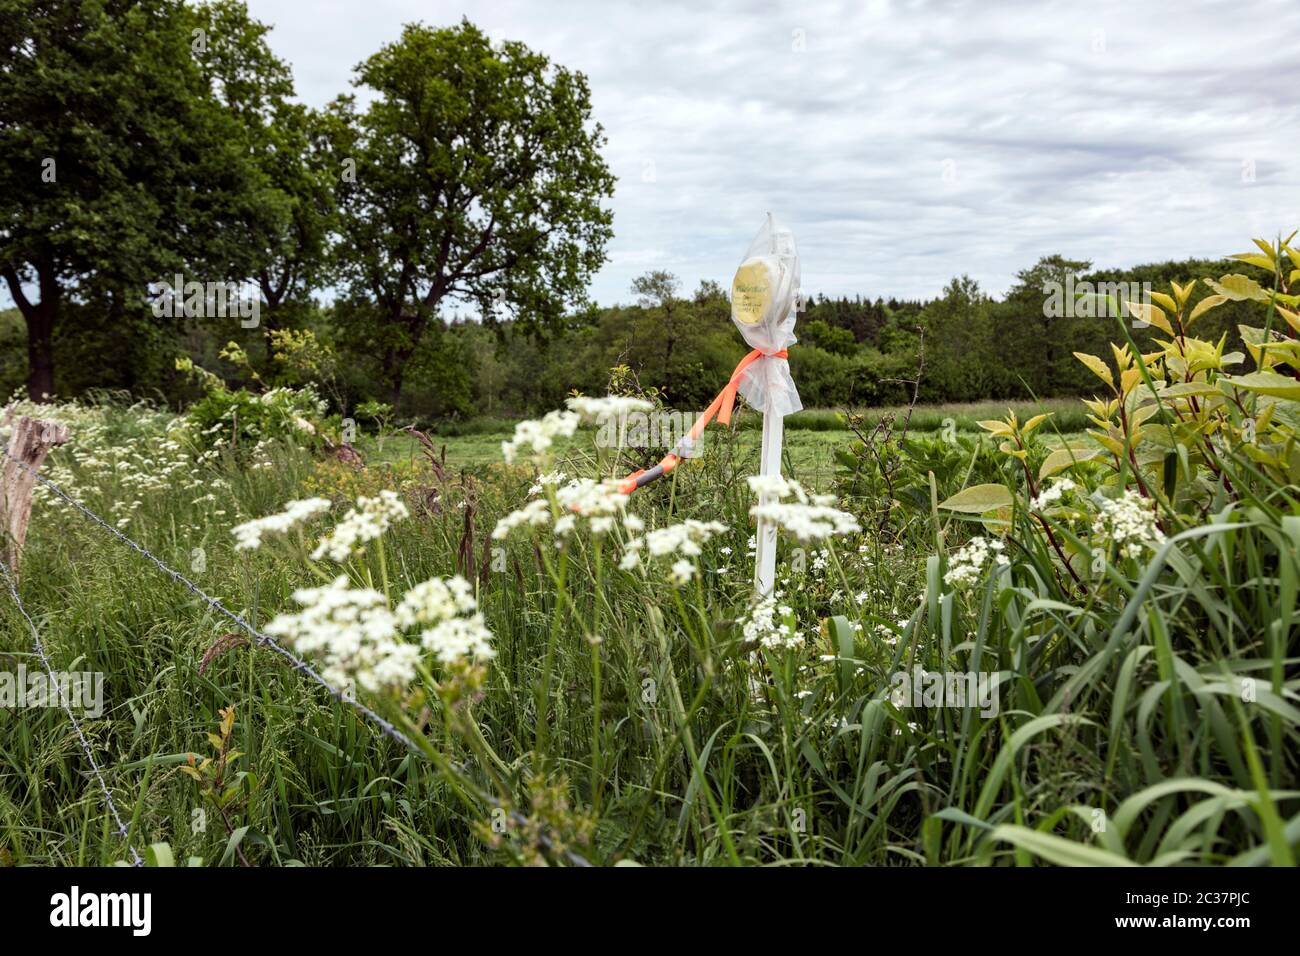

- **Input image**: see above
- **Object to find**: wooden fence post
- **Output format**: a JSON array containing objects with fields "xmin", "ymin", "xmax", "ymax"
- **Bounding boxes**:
[{"xmin": 1, "ymin": 416, "xmax": 70, "ymax": 578}]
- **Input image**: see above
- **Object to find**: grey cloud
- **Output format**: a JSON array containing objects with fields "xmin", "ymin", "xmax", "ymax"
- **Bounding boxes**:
[{"xmin": 17, "ymin": 0, "xmax": 1291, "ymax": 311}]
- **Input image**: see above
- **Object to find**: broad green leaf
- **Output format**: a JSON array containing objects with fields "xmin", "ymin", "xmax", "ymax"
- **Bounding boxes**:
[
  {"xmin": 989, "ymin": 825, "xmax": 1139, "ymax": 867},
  {"xmin": 1022, "ymin": 412, "xmax": 1053, "ymax": 434},
  {"xmin": 1039, "ymin": 445, "xmax": 1100, "ymax": 479},
  {"xmin": 1073, "ymin": 351, "xmax": 1113, "ymax": 388},
  {"xmin": 1156, "ymin": 381, "xmax": 1221, "ymax": 399},
  {"xmin": 1276, "ymin": 305, "xmax": 1300, "ymax": 335},
  {"xmin": 938, "ymin": 483, "xmax": 1015, "ymax": 513},
  {"xmin": 1223, "ymin": 371, "xmax": 1300, "ymax": 400},
  {"xmin": 977, "ymin": 419, "xmax": 1013, "ymax": 437},
  {"xmin": 1187, "ymin": 294, "xmax": 1226, "ymax": 325},
  {"xmin": 1208, "ymin": 274, "xmax": 1270, "ymax": 302},
  {"xmin": 147, "ymin": 843, "xmax": 176, "ymax": 868},
  {"xmin": 1126, "ymin": 301, "xmax": 1174, "ymax": 336},
  {"xmin": 1149, "ymin": 291, "xmax": 1178, "ymax": 313},
  {"xmin": 1230, "ymin": 252, "xmax": 1277, "ymax": 272}
]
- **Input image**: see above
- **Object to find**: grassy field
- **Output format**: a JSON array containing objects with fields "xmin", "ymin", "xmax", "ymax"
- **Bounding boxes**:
[
  {"xmin": 375, "ymin": 398, "xmax": 1091, "ymax": 483},
  {"xmin": 0, "ymin": 388, "xmax": 1295, "ymax": 867}
]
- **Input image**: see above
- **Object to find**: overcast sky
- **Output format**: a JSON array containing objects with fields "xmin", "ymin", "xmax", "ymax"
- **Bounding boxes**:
[{"xmin": 16, "ymin": 0, "xmax": 1298, "ymax": 311}]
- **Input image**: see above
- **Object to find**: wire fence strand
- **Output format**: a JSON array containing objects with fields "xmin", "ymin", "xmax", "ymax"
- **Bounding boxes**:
[
  {"xmin": 0, "ymin": 553, "xmax": 144, "ymax": 867},
  {"xmin": 0, "ymin": 444, "xmax": 591, "ymax": 867}
]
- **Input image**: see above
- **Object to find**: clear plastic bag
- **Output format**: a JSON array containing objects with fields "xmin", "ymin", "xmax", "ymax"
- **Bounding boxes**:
[{"xmin": 729, "ymin": 214, "xmax": 802, "ymax": 417}]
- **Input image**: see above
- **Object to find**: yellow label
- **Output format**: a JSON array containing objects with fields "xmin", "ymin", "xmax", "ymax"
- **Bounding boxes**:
[{"xmin": 731, "ymin": 259, "xmax": 773, "ymax": 326}]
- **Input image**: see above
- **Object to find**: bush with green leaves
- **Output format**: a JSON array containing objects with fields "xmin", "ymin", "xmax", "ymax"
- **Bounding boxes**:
[
  {"xmin": 177, "ymin": 355, "xmax": 328, "ymax": 453},
  {"xmin": 920, "ymin": 234, "xmax": 1300, "ymax": 863}
]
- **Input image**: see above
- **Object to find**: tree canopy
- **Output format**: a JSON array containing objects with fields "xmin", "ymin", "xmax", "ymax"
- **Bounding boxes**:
[{"xmin": 330, "ymin": 18, "xmax": 615, "ymax": 406}]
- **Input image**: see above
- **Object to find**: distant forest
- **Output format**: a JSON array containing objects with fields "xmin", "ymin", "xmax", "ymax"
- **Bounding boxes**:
[{"xmin": 0, "ymin": 252, "xmax": 1261, "ymax": 422}]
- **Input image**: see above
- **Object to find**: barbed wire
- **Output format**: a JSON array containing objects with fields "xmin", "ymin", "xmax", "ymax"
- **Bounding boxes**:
[
  {"xmin": 0, "ymin": 553, "xmax": 144, "ymax": 867},
  {"xmin": 0, "ymin": 444, "xmax": 591, "ymax": 867}
]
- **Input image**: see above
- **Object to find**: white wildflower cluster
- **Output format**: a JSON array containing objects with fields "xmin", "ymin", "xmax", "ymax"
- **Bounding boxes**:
[
  {"xmin": 493, "ymin": 478, "xmax": 630, "ymax": 540},
  {"xmin": 492, "ymin": 499, "xmax": 553, "ymax": 539},
  {"xmin": 249, "ymin": 438, "xmax": 276, "ymax": 470},
  {"xmin": 742, "ymin": 594, "xmax": 804, "ymax": 651},
  {"xmin": 264, "ymin": 573, "xmax": 494, "ymax": 693},
  {"xmin": 528, "ymin": 471, "xmax": 567, "ymax": 496},
  {"xmin": 9, "ymin": 397, "xmax": 215, "ymax": 529},
  {"xmin": 264, "ymin": 577, "xmax": 417, "ymax": 693},
  {"xmin": 394, "ymin": 576, "xmax": 495, "ymax": 665},
  {"xmin": 311, "ymin": 490, "xmax": 410, "ymax": 562},
  {"xmin": 554, "ymin": 479, "xmax": 629, "ymax": 535},
  {"xmin": 501, "ymin": 410, "xmax": 579, "ymax": 465},
  {"xmin": 564, "ymin": 395, "xmax": 654, "ymax": 422},
  {"xmin": 1093, "ymin": 489, "xmax": 1166, "ymax": 560},
  {"xmin": 620, "ymin": 519, "xmax": 728, "ymax": 584},
  {"xmin": 194, "ymin": 385, "xmax": 325, "ymax": 452},
  {"xmin": 1030, "ymin": 477, "xmax": 1076, "ymax": 512},
  {"xmin": 231, "ymin": 497, "xmax": 331, "ymax": 551},
  {"xmin": 942, "ymin": 536, "xmax": 1008, "ymax": 589},
  {"xmin": 261, "ymin": 385, "xmax": 328, "ymax": 422},
  {"xmin": 747, "ymin": 475, "xmax": 861, "ymax": 542}
]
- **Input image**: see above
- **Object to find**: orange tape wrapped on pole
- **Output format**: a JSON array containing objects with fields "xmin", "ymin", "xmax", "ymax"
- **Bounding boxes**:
[{"xmin": 614, "ymin": 347, "xmax": 787, "ymax": 495}]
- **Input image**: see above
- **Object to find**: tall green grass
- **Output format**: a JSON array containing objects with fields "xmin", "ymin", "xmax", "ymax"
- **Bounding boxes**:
[{"xmin": 0, "ymin": 397, "xmax": 1294, "ymax": 866}]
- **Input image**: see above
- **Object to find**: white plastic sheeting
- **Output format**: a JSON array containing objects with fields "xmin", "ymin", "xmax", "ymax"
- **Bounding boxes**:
[{"xmin": 730, "ymin": 213, "xmax": 802, "ymax": 418}]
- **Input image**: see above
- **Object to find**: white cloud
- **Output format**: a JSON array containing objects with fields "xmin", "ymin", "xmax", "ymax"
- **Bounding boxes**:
[{"xmin": 12, "ymin": 0, "xmax": 1298, "ymax": 311}]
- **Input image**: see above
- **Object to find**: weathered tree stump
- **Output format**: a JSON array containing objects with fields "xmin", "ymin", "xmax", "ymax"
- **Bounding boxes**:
[{"xmin": 1, "ymin": 416, "xmax": 70, "ymax": 578}]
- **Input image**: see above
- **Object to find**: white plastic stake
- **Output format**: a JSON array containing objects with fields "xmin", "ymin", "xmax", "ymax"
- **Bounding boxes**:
[
  {"xmin": 753, "ymin": 393, "xmax": 783, "ymax": 597},
  {"xmin": 731, "ymin": 212, "xmax": 799, "ymax": 597}
]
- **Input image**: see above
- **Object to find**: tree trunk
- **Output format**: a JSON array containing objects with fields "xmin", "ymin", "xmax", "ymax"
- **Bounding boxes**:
[
  {"xmin": 259, "ymin": 270, "xmax": 286, "ymax": 361},
  {"xmin": 381, "ymin": 347, "xmax": 407, "ymax": 410},
  {"xmin": 2, "ymin": 263, "xmax": 59, "ymax": 402},
  {"xmin": 380, "ymin": 308, "xmax": 430, "ymax": 412},
  {"xmin": 25, "ymin": 306, "xmax": 55, "ymax": 402}
]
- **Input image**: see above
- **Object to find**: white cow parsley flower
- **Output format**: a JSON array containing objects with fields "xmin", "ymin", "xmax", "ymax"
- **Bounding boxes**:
[
  {"xmin": 528, "ymin": 471, "xmax": 568, "ymax": 496},
  {"xmin": 492, "ymin": 499, "xmax": 553, "ymax": 539},
  {"xmin": 943, "ymin": 536, "xmax": 1008, "ymax": 589},
  {"xmin": 231, "ymin": 497, "xmax": 332, "ymax": 551},
  {"xmin": 493, "ymin": 478, "xmax": 629, "ymax": 541},
  {"xmin": 501, "ymin": 410, "xmax": 579, "ymax": 465},
  {"xmin": 565, "ymin": 395, "xmax": 654, "ymax": 422},
  {"xmin": 1030, "ymin": 477, "xmax": 1076, "ymax": 511},
  {"xmin": 642, "ymin": 519, "xmax": 727, "ymax": 557},
  {"xmin": 264, "ymin": 576, "xmax": 412, "ymax": 693},
  {"xmin": 419, "ymin": 613, "xmax": 496, "ymax": 664},
  {"xmin": 267, "ymin": 572, "xmax": 496, "ymax": 693},
  {"xmin": 620, "ymin": 519, "xmax": 727, "ymax": 580},
  {"xmin": 395, "ymin": 575, "xmax": 478, "ymax": 627},
  {"xmin": 743, "ymin": 594, "xmax": 804, "ymax": 651},
  {"xmin": 669, "ymin": 558, "xmax": 696, "ymax": 586},
  {"xmin": 312, "ymin": 490, "xmax": 409, "ymax": 562},
  {"xmin": 747, "ymin": 475, "xmax": 860, "ymax": 542},
  {"xmin": 1093, "ymin": 489, "xmax": 1165, "ymax": 560},
  {"xmin": 554, "ymin": 478, "xmax": 629, "ymax": 533}
]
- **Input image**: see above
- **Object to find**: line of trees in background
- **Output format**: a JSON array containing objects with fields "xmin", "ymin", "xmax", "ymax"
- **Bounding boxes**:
[
  {"xmin": 0, "ymin": 1, "xmax": 1266, "ymax": 425},
  {"xmin": 1, "ymin": 1, "xmax": 612, "ymax": 406},
  {"xmin": 0, "ymin": 251, "xmax": 1261, "ymax": 422}
]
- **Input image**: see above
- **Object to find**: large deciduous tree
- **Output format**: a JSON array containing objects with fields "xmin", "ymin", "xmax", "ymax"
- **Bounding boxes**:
[
  {"xmin": 195, "ymin": 1, "xmax": 335, "ymax": 332},
  {"xmin": 0, "ymin": 0, "xmax": 285, "ymax": 399},
  {"xmin": 332, "ymin": 19, "xmax": 615, "ymax": 408}
]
